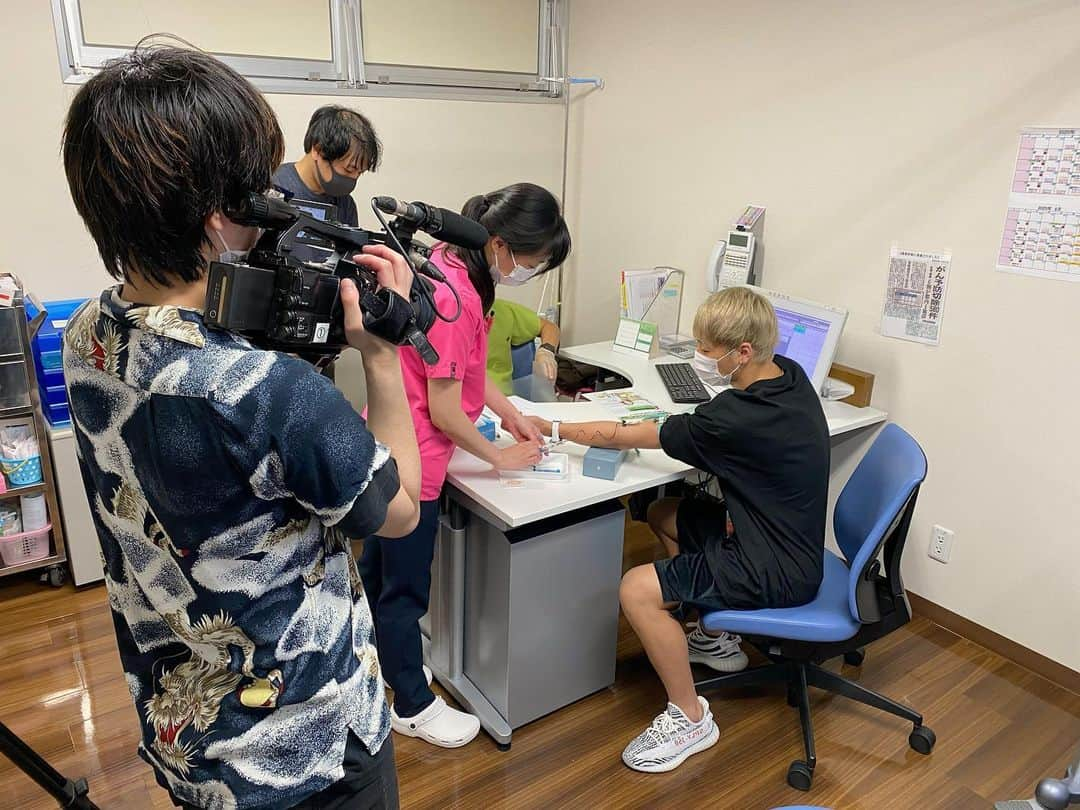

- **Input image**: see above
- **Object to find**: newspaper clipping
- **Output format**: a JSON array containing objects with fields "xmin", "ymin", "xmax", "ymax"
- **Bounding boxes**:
[{"xmin": 880, "ymin": 247, "xmax": 951, "ymax": 346}]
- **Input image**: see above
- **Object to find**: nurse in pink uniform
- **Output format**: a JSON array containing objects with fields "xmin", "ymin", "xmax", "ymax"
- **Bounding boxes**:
[{"xmin": 359, "ymin": 183, "xmax": 571, "ymax": 748}]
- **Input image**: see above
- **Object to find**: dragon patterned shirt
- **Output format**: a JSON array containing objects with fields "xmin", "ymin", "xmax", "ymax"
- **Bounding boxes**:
[{"xmin": 63, "ymin": 288, "xmax": 396, "ymax": 810}]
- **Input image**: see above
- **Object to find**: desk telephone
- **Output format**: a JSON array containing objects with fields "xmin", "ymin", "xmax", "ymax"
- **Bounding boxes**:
[{"xmin": 707, "ymin": 229, "xmax": 756, "ymax": 291}]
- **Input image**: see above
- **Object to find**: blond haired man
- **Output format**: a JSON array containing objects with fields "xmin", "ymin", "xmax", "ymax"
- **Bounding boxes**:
[{"xmin": 528, "ymin": 287, "xmax": 830, "ymax": 773}]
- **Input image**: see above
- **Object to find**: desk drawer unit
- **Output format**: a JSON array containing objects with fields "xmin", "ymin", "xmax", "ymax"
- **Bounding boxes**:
[{"xmin": 463, "ymin": 500, "xmax": 626, "ymax": 728}]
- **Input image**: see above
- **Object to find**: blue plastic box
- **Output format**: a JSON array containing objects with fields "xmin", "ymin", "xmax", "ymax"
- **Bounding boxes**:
[
  {"xmin": 24, "ymin": 298, "xmax": 88, "ymax": 427},
  {"xmin": 582, "ymin": 447, "xmax": 628, "ymax": 481},
  {"xmin": 476, "ymin": 415, "xmax": 498, "ymax": 441}
]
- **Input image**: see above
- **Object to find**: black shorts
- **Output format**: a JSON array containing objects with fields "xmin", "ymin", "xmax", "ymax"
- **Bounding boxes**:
[{"xmin": 653, "ymin": 498, "xmax": 761, "ymax": 613}]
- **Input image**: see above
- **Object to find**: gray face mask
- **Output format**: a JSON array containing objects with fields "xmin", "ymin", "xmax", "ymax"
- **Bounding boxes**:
[{"xmin": 317, "ymin": 157, "xmax": 358, "ymax": 197}]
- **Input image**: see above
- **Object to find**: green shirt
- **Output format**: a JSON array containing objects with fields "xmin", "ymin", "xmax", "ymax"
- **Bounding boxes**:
[{"xmin": 487, "ymin": 299, "xmax": 541, "ymax": 394}]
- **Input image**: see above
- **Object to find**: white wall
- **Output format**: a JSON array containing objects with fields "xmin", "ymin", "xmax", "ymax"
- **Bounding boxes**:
[
  {"xmin": 564, "ymin": 0, "xmax": 1080, "ymax": 670},
  {"xmin": 0, "ymin": 4, "xmax": 563, "ymax": 404}
]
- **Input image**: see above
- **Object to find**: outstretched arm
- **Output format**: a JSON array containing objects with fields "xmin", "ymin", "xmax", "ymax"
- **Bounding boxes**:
[{"xmin": 528, "ymin": 417, "xmax": 661, "ymax": 450}]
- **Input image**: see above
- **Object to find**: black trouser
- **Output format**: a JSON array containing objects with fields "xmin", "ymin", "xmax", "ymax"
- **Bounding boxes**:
[
  {"xmin": 176, "ymin": 733, "xmax": 398, "ymax": 809},
  {"xmin": 359, "ymin": 499, "xmax": 440, "ymax": 718}
]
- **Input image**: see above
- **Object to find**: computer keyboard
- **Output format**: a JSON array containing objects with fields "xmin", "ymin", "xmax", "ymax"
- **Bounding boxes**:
[{"xmin": 656, "ymin": 362, "xmax": 711, "ymax": 404}]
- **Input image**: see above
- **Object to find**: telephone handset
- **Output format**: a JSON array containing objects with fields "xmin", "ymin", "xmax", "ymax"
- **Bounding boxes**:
[
  {"xmin": 707, "ymin": 229, "xmax": 755, "ymax": 291},
  {"xmin": 706, "ymin": 240, "xmax": 726, "ymax": 292}
]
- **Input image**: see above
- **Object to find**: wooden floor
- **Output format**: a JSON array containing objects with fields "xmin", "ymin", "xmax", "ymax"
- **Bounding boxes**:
[{"xmin": 1, "ymin": 519, "xmax": 1078, "ymax": 810}]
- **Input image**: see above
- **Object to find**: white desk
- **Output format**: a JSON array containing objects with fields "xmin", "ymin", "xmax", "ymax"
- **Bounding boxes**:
[
  {"xmin": 560, "ymin": 340, "xmax": 887, "ymax": 436},
  {"xmin": 445, "ymin": 342, "xmax": 887, "ymax": 529},
  {"xmin": 430, "ymin": 342, "xmax": 887, "ymax": 747},
  {"xmin": 444, "ymin": 400, "xmax": 687, "ymax": 530}
]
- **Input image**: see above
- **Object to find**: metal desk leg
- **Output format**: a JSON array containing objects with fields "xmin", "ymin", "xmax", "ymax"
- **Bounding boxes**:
[{"xmin": 425, "ymin": 500, "xmax": 513, "ymax": 748}]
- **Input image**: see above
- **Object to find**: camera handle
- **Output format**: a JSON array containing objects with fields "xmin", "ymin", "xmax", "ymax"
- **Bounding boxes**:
[{"xmin": 360, "ymin": 287, "xmax": 439, "ymax": 365}]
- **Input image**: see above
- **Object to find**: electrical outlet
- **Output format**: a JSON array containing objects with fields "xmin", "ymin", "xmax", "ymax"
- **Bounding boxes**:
[{"xmin": 928, "ymin": 525, "xmax": 954, "ymax": 564}]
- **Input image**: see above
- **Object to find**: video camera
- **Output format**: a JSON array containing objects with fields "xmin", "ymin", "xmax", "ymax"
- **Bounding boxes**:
[{"xmin": 203, "ymin": 193, "xmax": 489, "ymax": 365}]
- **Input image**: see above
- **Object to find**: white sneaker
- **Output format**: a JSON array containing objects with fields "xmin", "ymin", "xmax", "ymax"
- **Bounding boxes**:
[
  {"xmin": 381, "ymin": 665, "xmax": 433, "ymax": 690},
  {"xmin": 391, "ymin": 695, "xmax": 480, "ymax": 748},
  {"xmin": 622, "ymin": 697, "xmax": 719, "ymax": 773},
  {"xmin": 687, "ymin": 622, "xmax": 749, "ymax": 673}
]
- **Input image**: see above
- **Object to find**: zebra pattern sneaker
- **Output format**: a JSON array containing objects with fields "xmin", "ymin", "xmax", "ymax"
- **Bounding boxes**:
[
  {"xmin": 686, "ymin": 622, "xmax": 749, "ymax": 672},
  {"xmin": 622, "ymin": 697, "xmax": 720, "ymax": 773}
]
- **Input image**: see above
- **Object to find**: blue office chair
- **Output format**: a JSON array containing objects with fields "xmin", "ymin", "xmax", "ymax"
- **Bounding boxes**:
[
  {"xmin": 510, "ymin": 341, "xmax": 536, "ymax": 380},
  {"xmin": 696, "ymin": 424, "xmax": 935, "ymax": 791}
]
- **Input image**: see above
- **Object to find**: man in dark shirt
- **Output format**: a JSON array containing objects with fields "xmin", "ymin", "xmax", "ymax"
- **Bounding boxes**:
[
  {"xmin": 272, "ymin": 105, "xmax": 381, "ymax": 228},
  {"xmin": 62, "ymin": 47, "xmax": 420, "ymax": 809},
  {"xmin": 273, "ymin": 106, "xmax": 381, "ymax": 383},
  {"xmin": 528, "ymin": 286, "xmax": 829, "ymax": 774}
]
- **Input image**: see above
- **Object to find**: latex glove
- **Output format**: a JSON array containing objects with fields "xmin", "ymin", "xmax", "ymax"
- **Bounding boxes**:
[{"xmin": 533, "ymin": 347, "xmax": 558, "ymax": 381}]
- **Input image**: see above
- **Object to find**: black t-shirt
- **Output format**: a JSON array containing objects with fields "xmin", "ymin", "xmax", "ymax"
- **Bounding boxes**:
[{"xmin": 659, "ymin": 355, "xmax": 830, "ymax": 602}]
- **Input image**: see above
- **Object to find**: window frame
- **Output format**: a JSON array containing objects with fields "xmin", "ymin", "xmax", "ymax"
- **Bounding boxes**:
[{"xmin": 50, "ymin": 0, "xmax": 565, "ymax": 104}]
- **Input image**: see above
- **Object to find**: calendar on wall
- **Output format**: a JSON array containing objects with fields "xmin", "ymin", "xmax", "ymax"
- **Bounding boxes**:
[{"xmin": 997, "ymin": 127, "xmax": 1080, "ymax": 282}]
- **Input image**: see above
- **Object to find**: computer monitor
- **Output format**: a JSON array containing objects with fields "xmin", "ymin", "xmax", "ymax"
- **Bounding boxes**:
[{"xmin": 750, "ymin": 286, "xmax": 848, "ymax": 396}]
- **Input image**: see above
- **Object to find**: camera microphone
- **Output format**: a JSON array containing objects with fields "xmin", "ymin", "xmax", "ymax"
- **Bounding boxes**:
[{"xmin": 374, "ymin": 196, "xmax": 489, "ymax": 251}]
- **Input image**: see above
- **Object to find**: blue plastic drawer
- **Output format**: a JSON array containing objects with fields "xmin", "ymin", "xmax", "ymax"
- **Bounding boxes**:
[
  {"xmin": 38, "ymin": 364, "xmax": 65, "ymax": 387},
  {"xmin": 44, "ymin": 383, "xmax": 67, "ymax": 407},
  {"xmin": 45, "ymin": 402, "xmax": 70, "ymax": 426},
  {"xmin": 25, "ymin": 299, "xmax": 87, "ymax": 336},
  {"xmin": 35, "ymin": 333, "xmax": 62, "ymax": 354},
  {"xmin": 40, "ymin": 349, "xmax": 62, "ymax": 370},
  {"xmin": 26, "ymin": 299, "xmax": 88, "ymax": 362},
  {"xmin": 24, "ymin": 298, "xmax": 87, "ymax": 420}
]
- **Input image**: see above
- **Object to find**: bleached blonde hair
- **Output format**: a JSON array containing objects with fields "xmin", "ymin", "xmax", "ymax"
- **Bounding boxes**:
[{"xmin": 692, "ymin": 287, "xmax": 779, "ymax": 361}]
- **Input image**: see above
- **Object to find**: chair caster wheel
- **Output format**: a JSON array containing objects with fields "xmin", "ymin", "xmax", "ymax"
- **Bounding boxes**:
[
  {"xmin": 41, "ymin": 565, "xmax": 66, "ymax": 587},
  {"xmin": 843, "ymin": 649, "xmax": 865, "ymax": 667},
  {"xmin": 1035, "ymin": 777, "xmax": 1071, "ymax": 810},
  {"xmin": 496, "ymin": 742, "xmax": 511, "ymax": 752},
  {"xmin": 787, "ymin": 759, "xmax": 813, "ymax": 791},
  {"xmin": 908, "ymin": 725, "xmax": 935, "ymax": 755}
]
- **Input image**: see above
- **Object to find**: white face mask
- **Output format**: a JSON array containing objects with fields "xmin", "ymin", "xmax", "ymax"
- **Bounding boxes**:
[
  {"xmin": 692, "ymin": 347, "xmax": 739, "ymax": 387},
  {"xmin": 490, "ymin": 246, "xmax": 546, "ymax": 287},
  {"xmin": 213, "ymin": 228, "xmax": 260, "ymax": 264}
]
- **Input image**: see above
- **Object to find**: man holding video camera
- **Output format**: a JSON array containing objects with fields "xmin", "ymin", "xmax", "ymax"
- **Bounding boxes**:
[{"xmin": 61, "ymin": 46, "xmax": 418, "ymax": 809}]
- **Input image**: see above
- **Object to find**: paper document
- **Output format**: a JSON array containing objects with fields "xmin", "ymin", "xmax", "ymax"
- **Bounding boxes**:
[
  {"xmin": 620, "ymin": 268, "xmax": 668, "ymax": 321},
  {"xmin": 880, "ymin": 247, "xmax": 951, "ymax": 346},
  {"xmin": 735, "ymin": 204, "xmax": 766, "ymax": 230},
  {"xmin": 0, "ymin": 276, "xmax": 15, "ymax": 307},
  {"xmin": 997, "ymin": 127, "xmax": 1080, "ymax": 281},
  {"xmin": 642, "ymin": 269, "xmax": 684, "ymax": 338},
  {"xmin": 613, "ymin": 318, "xmax": 658, "ymax": 356},
  {"xmin": 585, "ymin": 390, "xmax": 663, "ymax": 419}
]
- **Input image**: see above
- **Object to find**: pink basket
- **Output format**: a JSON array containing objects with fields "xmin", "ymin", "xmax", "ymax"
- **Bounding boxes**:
[{"xmin": 0, "ymin": 523, "xmax": 51, "ymax": 567}]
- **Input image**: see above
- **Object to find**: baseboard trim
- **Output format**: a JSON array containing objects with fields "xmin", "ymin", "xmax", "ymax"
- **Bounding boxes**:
[{"xmin": 907, "ymin": 591, "xmax": 1080, "ymax": 696}]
